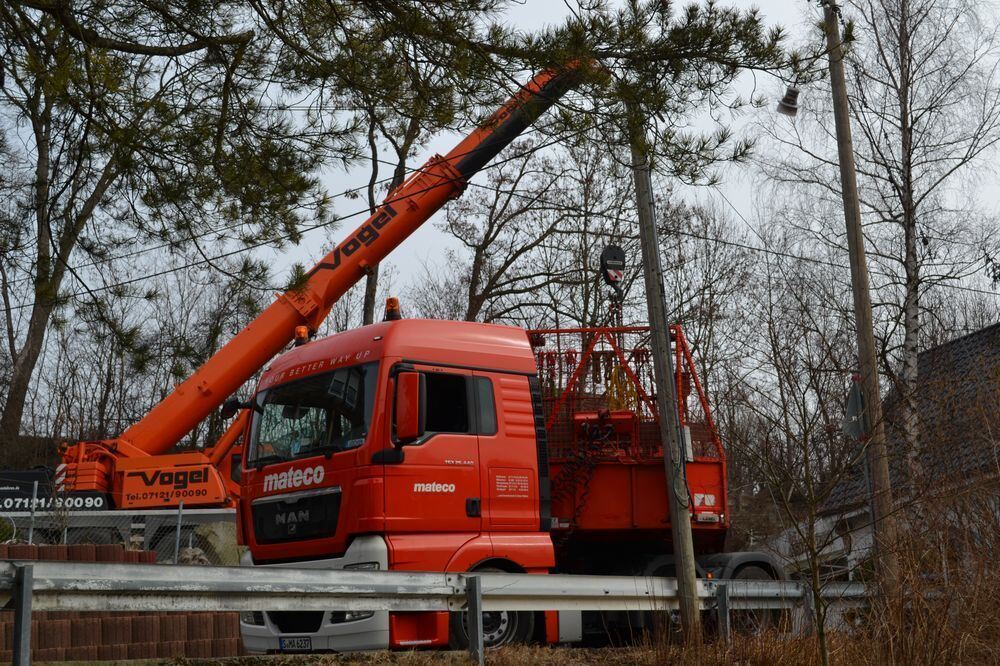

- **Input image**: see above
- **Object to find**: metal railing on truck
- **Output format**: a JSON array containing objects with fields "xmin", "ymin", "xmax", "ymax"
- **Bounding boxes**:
[{"xmin": 0, "ymin": 560, "xmax": 868, "ymax": 665}]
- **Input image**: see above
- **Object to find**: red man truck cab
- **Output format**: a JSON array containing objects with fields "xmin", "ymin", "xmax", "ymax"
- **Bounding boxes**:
[
  {"xmin": 239, "ymin": 319, "xmax": 555, "ymax": 651},
  {"xmin": 237, "ymin": 315, "xmax": 782, "ymax": 652}
]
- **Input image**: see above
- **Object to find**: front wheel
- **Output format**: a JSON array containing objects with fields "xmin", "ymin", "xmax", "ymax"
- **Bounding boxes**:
[{"xmin": 449, "ymin": 567, "xmax": 535, "ymax": 649}]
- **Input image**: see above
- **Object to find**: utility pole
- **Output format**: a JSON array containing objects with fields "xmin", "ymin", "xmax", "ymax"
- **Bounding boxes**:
[
  {"xmin": 822, "ymin": 0, "xmax": 899, "ymax": 590},
  {"xmin": 628, "ymin": 121, "xmax": 702, "ymax": 642}
]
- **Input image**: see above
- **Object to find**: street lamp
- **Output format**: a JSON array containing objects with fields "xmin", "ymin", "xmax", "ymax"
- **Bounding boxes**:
[{"xmin": 776, "ymin": 86, "xmax": 800, "ymax": 117}]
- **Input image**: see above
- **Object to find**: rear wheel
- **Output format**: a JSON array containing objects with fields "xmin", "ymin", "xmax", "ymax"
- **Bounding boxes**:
[
  {"xmin": 643, "ymin": 562, "xmax": 681, "ymax": 645},
  {"xmin": 449, "ymin": 567, "xmax": 535, "ymax": 650},
  {"xmin": 730, "ymin": 565, "xmax": 779, "ymax": 634}
]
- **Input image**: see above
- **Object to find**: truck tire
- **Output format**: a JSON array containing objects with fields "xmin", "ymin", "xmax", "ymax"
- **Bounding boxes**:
[
  {"xmin": 731, "ymin": 565, "xmax": 778, "ymax": 634},
  {"xmin": 448, "ymin": 567, "xmax": 534, "ymax": 650}
]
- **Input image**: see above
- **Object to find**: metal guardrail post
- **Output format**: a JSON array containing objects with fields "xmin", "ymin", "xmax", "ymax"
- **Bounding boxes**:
[
  {"xmin": 174, "ymin": 501, "xmax": 184, "ymax": 564},
  {"xmin": 27, "ymin": 481, "xmax": 38, "ymax": 545},
  {"xmin": 802, "ymin": 583, "xmax": 816, "ymax": 636},
  {"xmin": 13, "ymin": 564, "xmax": 34, "ymax": 666},
  {"xmin": 716, "ymin": 583, "xmax": 730, "ymax": 644},
  {"xmin": 466, "ymin": 575, "xmax": 484, "ymax": 666}
]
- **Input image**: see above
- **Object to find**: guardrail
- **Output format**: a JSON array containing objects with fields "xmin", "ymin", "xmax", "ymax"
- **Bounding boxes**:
[{"xmin": 0, "ymin": 560, "xmax": 869, "ymax": 665}]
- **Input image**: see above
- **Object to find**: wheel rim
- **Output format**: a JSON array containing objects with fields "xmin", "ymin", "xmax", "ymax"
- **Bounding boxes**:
[{"xmin": 467, "ymin": 609, "xmax": 517, "ymax": 646}]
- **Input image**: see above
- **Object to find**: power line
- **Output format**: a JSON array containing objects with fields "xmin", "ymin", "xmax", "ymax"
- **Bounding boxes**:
[
  {"xmin": 708, "ymin": 186, "xmax": 1000, "ymax": 299},
  {"xmin": 3, "ymin": 111, "xmax": 591, "ymax": 288},
  {"xmin": 2, "ymin": 114, "xmax": 620, "ymax": 313},
  {"xmin": 8, "ymin": 117, "xmax": 993, "ymax": 315},
  {"xmin": 433, "ymin": 152, "xmax": 999, "ymax": 300},
  {"xmin": 3, "ymin": 185, "xmax": 441, "ymax": 312},
  {"xmin": 369, "ymin": 147, "xmax": 1000, "ymax": 300},
  {"xmin": 0, "ymin": 92, "xmax": 597, "ymax": 116}
]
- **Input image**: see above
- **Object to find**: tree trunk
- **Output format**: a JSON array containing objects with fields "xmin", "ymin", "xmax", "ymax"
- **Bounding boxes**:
[
  {"xmin": 95, "ymin": 338, "xmax": 117, "ymax": 439},
  {"xmin": 0, "ymin": 301, "xmax": 54, "ymax": 443},
  {"xmin": 0, "ymin": 102, "xmax": 53, "ymax": 445},
  {"xmin": 465, "ymin": 246, "xmax": 485, "ymax": 322},
  {"xmin": 362, "ymin": 133, "xmax": 410, "ymax": 326},
  {"xmin": 898, "ymin": 0, "xmax": 922, "ymax": 486},
  {"xmin": 362, "ymin": 266, "xmax": 380, "ymax": 325},
  {"xmin": 362, "ymin": 118, "xmax": 381, "ymax": 326},
  {"xmin": 0, "ymin": 99, "xmax": 117, "ymax": 445}
]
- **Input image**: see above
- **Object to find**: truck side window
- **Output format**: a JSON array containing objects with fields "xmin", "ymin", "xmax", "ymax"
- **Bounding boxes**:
[
  {"xmin": 424, "ymin": 373, "xmax": 471, "ymax": 433},
  {"xmin": 475, "ymin": 377, "xmax": 497, "ymax": 436}
]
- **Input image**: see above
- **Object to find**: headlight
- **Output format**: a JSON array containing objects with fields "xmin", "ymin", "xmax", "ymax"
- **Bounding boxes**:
[
  {"xmin": 342, "ymin": 610, "xmax": 375, "ymax": 622},
  {"xmin": 344, "ymin": 561, "xmax": 380, "ymax": 571},
  {"xmin": 337, "ymin": 562, "xmax": 379, "ymax": 620},
  {"xmin": 240, "ymin": 611, "xmax": 265, "ymax": 625}
]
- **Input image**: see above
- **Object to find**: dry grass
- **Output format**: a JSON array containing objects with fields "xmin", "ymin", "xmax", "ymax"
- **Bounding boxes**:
[
  {"xmin": 163, "ymin": 634, "xmax": 931, "ymax": 666},
  {"xmin": 154, "ymin": 619, "xmax": 999, "ymax": 666}
]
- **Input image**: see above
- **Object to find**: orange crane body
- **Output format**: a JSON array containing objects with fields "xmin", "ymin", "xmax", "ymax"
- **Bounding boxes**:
[{"xmin": 58, "ymin": 64, "xmax": 584, "ymax": 510}]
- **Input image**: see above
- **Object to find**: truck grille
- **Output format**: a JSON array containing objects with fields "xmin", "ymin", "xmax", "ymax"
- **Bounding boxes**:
[
  {"xmin": 268, "ymin": 611, "xmax": 324, "ymax": 633},
  {"xmin": 251, "ymin": 486, "xmax": 341, "ymax": 544}
]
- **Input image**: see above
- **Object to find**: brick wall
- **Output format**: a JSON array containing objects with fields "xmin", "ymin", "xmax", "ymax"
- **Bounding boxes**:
[{"xmin": 0, "ymin": 544, "xmax": 245, "ymax": 662}]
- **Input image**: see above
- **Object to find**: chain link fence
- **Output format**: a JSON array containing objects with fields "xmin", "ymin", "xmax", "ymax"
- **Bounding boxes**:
[{"xmin": 0, "ymin": 503, "xmax": 239, "ymax": 565}]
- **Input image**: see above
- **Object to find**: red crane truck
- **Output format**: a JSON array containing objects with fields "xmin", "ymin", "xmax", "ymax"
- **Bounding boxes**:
[
  {"xmin": 236, "ymin": 313, "xmax": 783, "ymax": 652},
  {"xmin": 50, "ymin": 57, "xmax": 779, "ymax": 648},
  {"xmin": 230, "ymin": 66, "xmax": 783, "ymax": 652}
]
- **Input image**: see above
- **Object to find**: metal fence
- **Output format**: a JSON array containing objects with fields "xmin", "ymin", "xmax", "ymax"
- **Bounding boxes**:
[
  {"xmin": 0, "ymin": 559, "xmax": 870, "ymax": 665},
  {"xmin": 0, "ymin": 507, "xmax": 238, "ymax": 564}
]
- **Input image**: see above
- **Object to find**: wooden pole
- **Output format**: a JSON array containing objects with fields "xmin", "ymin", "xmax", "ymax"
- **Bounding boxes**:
[{"xmin": 822, "ymin": 0, "xmax": 899, "ymax": 592}]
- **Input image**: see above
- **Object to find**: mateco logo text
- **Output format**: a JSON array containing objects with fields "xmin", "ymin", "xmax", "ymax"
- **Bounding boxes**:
[
  {"xmin": 413, "ymin": 482, "xmax": 456, "ymax": 493},
  {"xmin": 263, "ymin": 465, "xmax": 325, "ymax": 493}
]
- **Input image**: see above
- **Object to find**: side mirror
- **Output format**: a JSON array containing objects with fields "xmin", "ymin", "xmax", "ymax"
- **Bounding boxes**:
[
  {"xmin": 221, "ymin": 398, "xmax": 242, "ymax": 420},
  {"xmin": 394, "ymin": 371, "xmax": 426, "ymax": 443}
]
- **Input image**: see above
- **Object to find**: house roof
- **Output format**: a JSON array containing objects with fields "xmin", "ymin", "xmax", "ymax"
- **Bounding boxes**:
[{"xmin": 824, "ymin": 322, "xmax": 1000, "ymax": 514}]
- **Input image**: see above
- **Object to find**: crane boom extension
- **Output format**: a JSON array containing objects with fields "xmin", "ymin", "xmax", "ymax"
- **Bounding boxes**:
[{"xmin": 59, "ymin": 64, "xmax": 582, "ymax": 506}]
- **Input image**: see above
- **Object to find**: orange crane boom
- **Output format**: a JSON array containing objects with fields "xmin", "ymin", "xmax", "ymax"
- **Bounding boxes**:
[{"xmin": 59, "ymin": 63, "xmax": 584, "ymax": 508}]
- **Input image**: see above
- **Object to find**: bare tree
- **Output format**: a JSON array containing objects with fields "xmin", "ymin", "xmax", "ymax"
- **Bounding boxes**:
[
  {"xmin": 720, "ymin": 240, "xmax": 865, "ymax": 666},
  {"xmin": 658, "ymin": 199, "xmax": 756, "ymax": 389},
  {"xmin": 537, "ymin": 140, "xmax": 642, "ymax": 330},
  {"xmin": 760, "ymin": 0, "xmax": 1000, "ymax": 482},
  {"xmin": 15, "ymin": 256, "xmax": 271, "ymax": 450},
  {"xmin": 411, "ymin": 138, "xmax": 580, "ymax": 324}
]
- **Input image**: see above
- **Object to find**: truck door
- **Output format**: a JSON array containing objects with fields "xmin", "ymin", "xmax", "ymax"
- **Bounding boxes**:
[
  {"xmin": 476, "ymin": 373, "xmax": 539, "ymax": 530},
  {"xmin": 384, "ymin": 365, "xmax": 481, "ymax": 535}
]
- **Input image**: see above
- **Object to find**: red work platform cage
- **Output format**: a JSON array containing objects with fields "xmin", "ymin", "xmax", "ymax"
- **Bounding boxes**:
[{"xmin": 528, "ymin": 326, "xmax": 729, "ymax": 559}]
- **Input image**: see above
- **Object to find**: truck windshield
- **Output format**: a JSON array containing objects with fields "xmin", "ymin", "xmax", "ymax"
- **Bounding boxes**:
[{"xmin": 247, "ymin": 362, "xmax": 379, "ymax": 466}]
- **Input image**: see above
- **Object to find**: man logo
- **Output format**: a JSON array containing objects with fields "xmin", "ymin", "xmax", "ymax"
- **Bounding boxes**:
[
  {"xmin": 413, "ymin": 482, "xmax": 456, "ymax": 493},
  {"xmin": 275, "ymin": 510, "xmax": 310, "ymax": 526},
  {"xmin": 263, "ymin": 465, "xmax": 325, "ymax": 493}
]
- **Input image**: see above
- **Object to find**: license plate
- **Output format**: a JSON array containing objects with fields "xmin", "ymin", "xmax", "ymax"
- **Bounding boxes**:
[{"xmin": 279, "ymin": 637, "xmax": 312, "ymax": 651}]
